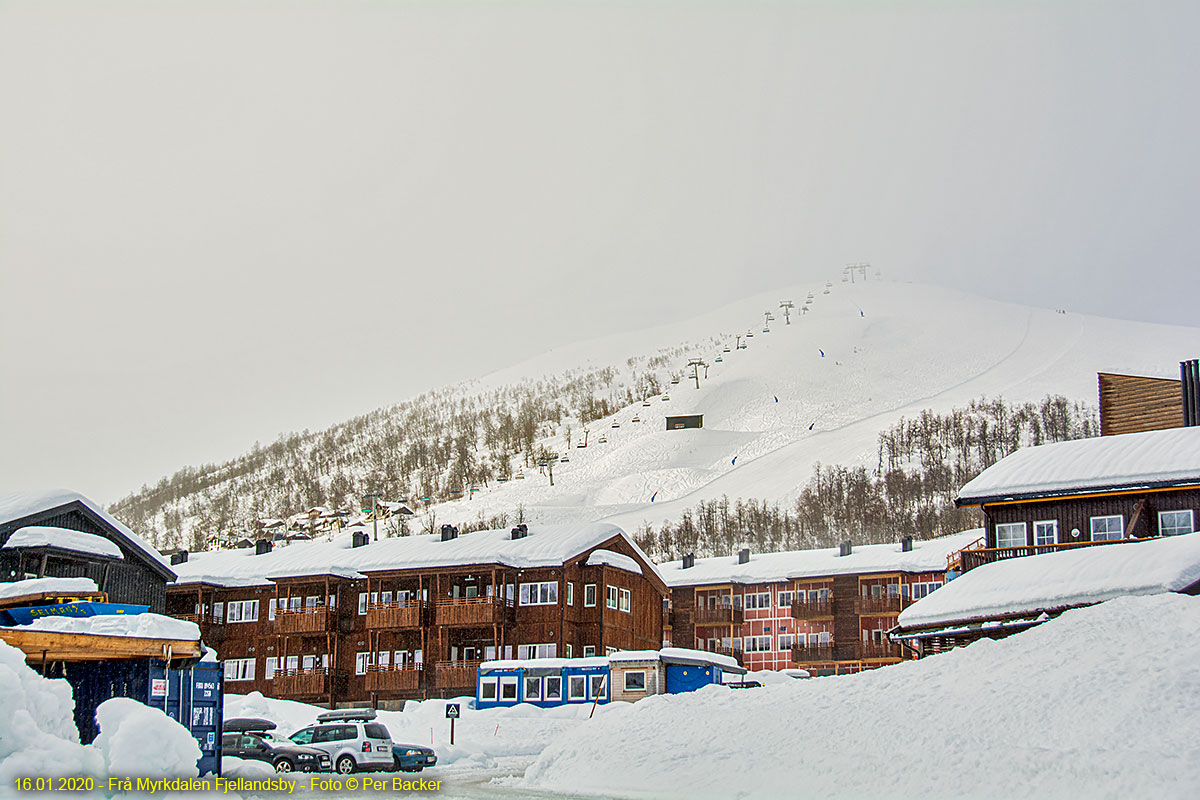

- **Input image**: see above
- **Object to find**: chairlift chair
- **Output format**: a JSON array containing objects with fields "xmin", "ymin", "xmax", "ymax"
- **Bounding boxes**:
[
  {"xmin": 715, "ymin": 356, "xmax": 723, "ymax": 363},
  {"xmin": 598, "ymin": 436, "xmax": 607, "ymax": 443},
  {"xmin": 631, "ymin": 415, "xmax": 641, "ymax": 422},
  {"xmin": 661, "ymin": 395, "xmax": 670, "ymax": 401},
  {"xmin": 723, "ymin": 346, "xmax": 731, "ymax": 353},
  {"xmin": 611, "ymin": 422, "xmax": 620, "ymax": 428}
]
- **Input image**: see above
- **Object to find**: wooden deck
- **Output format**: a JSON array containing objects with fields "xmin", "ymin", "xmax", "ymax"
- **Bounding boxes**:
[
  {"xmin": 432, "ymin": 660, "xmax": 482, "ymax": 690},
  {"xmin": 275, "ymin": 607, "xmax": 334, "ymax": 634},
  {"xmin": 692, "ymin": 605, "xmax": 744, "ymax": 625},
  {"xmin": 790, "ymin": 599, "xmax": 834, "ymax": 619},
  {"xmin": 0, "ymin": 590, "xmax": 107, "ymax": 611},
  {"xmin": 274, "ymin": 668, "xmax": 334, "ymax": 696},
  {"xmin": 365, "ymin": 602, "xmax": 425, "ymax": 630},
  {"xmin": 364, "ymin": 664, "xmax": 424, "ymax": 693},
  {"xmin": 433, "ymin": 597, "xmax": 508, "ymax": 627}
]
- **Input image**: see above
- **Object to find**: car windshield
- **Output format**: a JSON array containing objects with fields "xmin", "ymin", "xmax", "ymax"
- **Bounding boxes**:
[{"xmin": 289, "ymin": 728, "xmax": 314, "ymax": 745}]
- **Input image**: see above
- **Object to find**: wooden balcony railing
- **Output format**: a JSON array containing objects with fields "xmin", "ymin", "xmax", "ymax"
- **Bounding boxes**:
[
  {"xmin": 695, "ymin": 643, "xmax": 744, "ymax": 665},
  {"xmin": 365, "ymin": 602, "xmax": 425, "ymax": 630},
  {"xmin": 858, "ymin": 641, "xmax": 905, "ymax": 660},
  {"xmin": 174, "ymin": 613, "xmax": 202, "ymax": 624},
  {"xmin": 433, "ymin": 597, "xmax": 509, "ymax": 627},
  {"xmin": 432, "ymin": 660, "xmax": 483, "ymax": 689},
  {"xmin": 956, "ymin": 538, "xmax": 1137, "ymax": 573},
  {"xmin": 364, "ymin": 664, "xmax": 424, "ymax": 693},
  {"xmin": 792, "ymin": 644, "xmax": 835, "ymax": 663},
  {"xmin": 791, "ymin": 599, "xmax": 834, "ymax": 619},
  {"xmin": 858, "ymin": 595, "xmax": 909, "ymax": 615},
  {"xmin": 692, "ymin": 605, "xmax": 744, "ymax": 626},
  {"xmin": 275, "ymin": 607, "xmax": 334, "ymax": 634},
  {"xmin": 274, "ymin": 668, "xmax": 333, "ymax": 697}
]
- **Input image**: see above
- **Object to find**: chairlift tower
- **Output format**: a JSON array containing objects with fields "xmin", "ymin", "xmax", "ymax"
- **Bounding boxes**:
[
  {"xmin": 687, "ymin": 358, "xmax": 708, "ymax": 389},
  {"xmin": 779, "ymin": 300, "xmax": 794, "ymax": 324},
  {"xmin": 844, "ymin": 262, "xmax": 870, "ymax": 283}
]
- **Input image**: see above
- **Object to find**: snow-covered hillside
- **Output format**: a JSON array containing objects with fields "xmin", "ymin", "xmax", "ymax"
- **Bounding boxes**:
[{"xmin": 423, "ymin": 279, "xmax": 1197, "ymax": 532}]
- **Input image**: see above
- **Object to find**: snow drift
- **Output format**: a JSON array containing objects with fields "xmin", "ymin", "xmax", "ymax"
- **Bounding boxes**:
[{"xmin": 520, "ymin": 594, "xmax": 1200, "ymax": 799}]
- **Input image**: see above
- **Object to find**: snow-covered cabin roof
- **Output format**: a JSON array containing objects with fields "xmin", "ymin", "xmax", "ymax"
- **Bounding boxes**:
[
  {"xmin": 481, "ymin": 647, "xmax": 745, "ymax": 674},
  {"xmin": 658, "ymin": 530, "xmax": 981, "ymax": 587},
  {"xmin": 4, "ymin": 611, "xmax": 200, "ymax": 641},
  {"xmin": 171, "ymin": 522, "xmax": 665, "ymax": 590},
  {"xmin": 480, "ymin": 656, "xmax": 611, "ymax": 672},
  {"xmin": 585, "ymin": 549, "xmax": 643, "ymax": 575},
  {"xmin": 0, "ymin": 577, "xmax": 99, "ymax": 601},
  {"xmin": 957, "ymin": 426, "xmax": 1200, "ymax": 505},
  {"xmin": 895, "ymin": 532, "xmax": 1200, "ymax": 630},
  {"xmin": 3, "ymin": 527, "xmax": 124, "ymax": 559},
  {"xmin": 0, "ymin": 490, "xmax": 172, "ymax": 579}
]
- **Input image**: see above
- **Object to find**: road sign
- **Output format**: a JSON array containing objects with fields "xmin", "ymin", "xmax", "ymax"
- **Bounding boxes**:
[{"xmin": 445, "ymin": 703, "xmax": 460, "ymax": 719}]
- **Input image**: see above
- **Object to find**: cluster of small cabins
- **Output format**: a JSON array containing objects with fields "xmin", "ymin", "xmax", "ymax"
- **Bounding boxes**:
[{"xmin": 1, "ymin": 360, "xmax": 1198, "ymax": 713}]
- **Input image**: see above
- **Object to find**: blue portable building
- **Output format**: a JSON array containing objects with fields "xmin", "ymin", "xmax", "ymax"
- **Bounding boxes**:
[{"xmin": 476, "ymin": 657, "xmax": 611, "ymax": 709}]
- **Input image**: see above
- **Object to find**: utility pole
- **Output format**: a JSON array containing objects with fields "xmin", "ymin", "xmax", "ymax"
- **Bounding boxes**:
[
  {"xmin": 362, "ymin": 492, "xmax": 382, "ymax": 541},
  {"xmin": 779, "ymin": 300, "xmax": 794, "ymax": 324}
]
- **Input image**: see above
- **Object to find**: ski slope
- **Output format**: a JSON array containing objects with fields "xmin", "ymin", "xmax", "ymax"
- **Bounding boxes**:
[{"xmin": 414, "ymin": 279, "xmax": 1199, "ymax": 533}]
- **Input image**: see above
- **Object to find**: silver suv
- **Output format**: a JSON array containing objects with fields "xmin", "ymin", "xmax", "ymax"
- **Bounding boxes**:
[{"xmin": 289, "ymin": 710, "xmax": 392, "ymax": 774}]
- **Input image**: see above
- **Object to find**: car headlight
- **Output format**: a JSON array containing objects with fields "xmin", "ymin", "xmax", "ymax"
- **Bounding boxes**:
[
  {"xmin": 404, "ymin": 750, "xmax": 422, "ymax": 756},
  {"xmin": 298, "ymin": 755, "xmax": 313, "ymax": 760}
]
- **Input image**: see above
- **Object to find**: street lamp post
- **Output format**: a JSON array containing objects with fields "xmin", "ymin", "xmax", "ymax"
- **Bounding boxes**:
[{"xmin": 363, "ymin": 492, "xmax": 382, "ymax": 541}]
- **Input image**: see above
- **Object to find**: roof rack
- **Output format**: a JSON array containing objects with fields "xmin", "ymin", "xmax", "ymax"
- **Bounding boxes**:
[
  {"xmin": 223, "ymin": 717, "xmax": 278, "ymax": 733},
  {"xmin": 316, "ymin": 708, "xmax": 377, "ymax": 723}
]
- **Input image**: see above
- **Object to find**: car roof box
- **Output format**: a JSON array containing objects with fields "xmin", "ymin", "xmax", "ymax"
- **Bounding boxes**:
[
  {"xmin": 316, "ymin": 708, "xmax": 377, "ymax": 723},
  {"xmin": 223, "ymin": 717, "xmax": 277, "ymax": 733}
]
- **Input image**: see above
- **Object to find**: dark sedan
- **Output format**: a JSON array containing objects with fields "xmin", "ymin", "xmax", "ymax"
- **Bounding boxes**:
[{"xmin": 221, "ymin": 731, "xmax": 332, "ymax": 773}]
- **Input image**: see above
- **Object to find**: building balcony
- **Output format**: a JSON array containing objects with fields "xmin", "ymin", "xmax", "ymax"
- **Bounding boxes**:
[
  {"xmin": 692, "ymin": 605, "xmax": 744, "ymax": 626},
  {"xmin": 858, "ymin": 641, "xmax": 905, "ymax": 660},
  {"xmin": 433, "ymin": 597, "xmax": 509, "ymax": 627},
  {"xmin": 858, "ymin": 596, "xmax": 909, "ymax": 615},
  {"xmin": 792, "ymin": 644, "xmax": 835, "ymax": 663},
  {"xmin": 364, "ymin": 664, "xmax": 424, "ymax": 693},
  {"xmin": 365, "ymin": 602, "xmax": 425, "ymax": 630},
  {"xmin": 275, "ymin": 607, "xmax": 335, "ymax": 634},
  {"xmin": 696, "ymin": 643, "xmax": 744, "ymax": 666},
  {"xmin": 432, "ymin": 661, "xmax": 483, "ymax": 690},
  {"xmin": 790, "ymin": 599, "xmax": 834, "ymax": 619},
  {"xmin": 274, "ymin": 668, "xmax": 335, "ymax": 697},
  {"xmin": 956, "ymin": 538, "xmax": 1135, "ymax": 573}
]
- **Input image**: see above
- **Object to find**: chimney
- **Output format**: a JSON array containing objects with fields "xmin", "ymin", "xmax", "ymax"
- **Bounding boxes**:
[
  {"xmin": 511, "ymin": 524, "xmax": 529, "ymax": 540},
  {"xmin": 839, "ymin": 540, "xmax": 852, "ymax": 557},
  {"xmin": 1183, "ymin": 359, "xmax": 1200, "ymax": 427},
  {"xmin": 738, "ymin": 547, "xmax": 750, "ymax": 564},
  {"xmin": 440, "ymin": 524, "xmax": 459, "ymax": 542},
  {"xmin": 170, "ymin": 550, "xmax": 189, "ymax": 565},
  {"xmin": 352, "ymin": 531, "xmax": 370, "ymax": 548},
  {"xmin": 682, "ymin": 553, "xmax": 695, "ymax": 570},
  {"xmin": 255, "ymin": 539, "xmax": 273, "ymax": 555},
  {"xmin": 901, "ymin": 535, "xmax": 913, "ymax": 552}
]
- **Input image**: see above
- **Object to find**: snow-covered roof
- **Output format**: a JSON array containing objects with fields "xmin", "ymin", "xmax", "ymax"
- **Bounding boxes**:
[
  {"xmin": 658, "ymin": 530, "xmax": 981, "ymax": 587},
  {"xmin": 171, "ymin": 575, "xmax": 275, "ymax": 589},
  {"xmin": 4, "ymin": 612, "xmax": 200, "ymax": 641},
  {"xmin": 480, "ymin": 657, "xmax": 611, "ymax": 672},
  {"xmin": 585, "ymin": 549, "xmax": 643, "ymax": 575},
  {"xmin": 481, "ymin": 647, "xmax": 744, "ymax": 673},
  {"xmin": 957, "ymin": 426, "xmax": 1200, "ymax": 504},
  {"xmin": 896, "ymin": 532, "xmax": 1200, "ymax": 630},
  {"xmin": 171, "ymin": 522, "xmax": 665, "ymax": 588},
  {"xmin": 3, "ymin": 527, "xmax": 124, "ymax": 559},
  {"xmin": 0, "ymin": 577, "xmax": 99, "ymax": 601},
  {"xmin": 0, "ymin": 490, "xmax": 172, "ymax": 577}
]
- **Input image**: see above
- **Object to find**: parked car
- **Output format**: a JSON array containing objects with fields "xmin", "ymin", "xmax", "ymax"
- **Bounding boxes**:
[
  {"xmin": 288, "ymin": 709, "xmax": 395, "ymax": 775},
  {"xmin": 221, "ymin": 718, "xmax": 332, "ymax": 773},
  {"xmin": 391, "ymin": 743, "xmax": 438, "ymax": 773}
]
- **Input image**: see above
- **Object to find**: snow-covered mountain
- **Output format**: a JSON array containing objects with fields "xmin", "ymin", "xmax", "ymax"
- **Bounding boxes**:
[{"xmin": 111, "ymin": 277, "xmax": 1200, "ymax": 548}]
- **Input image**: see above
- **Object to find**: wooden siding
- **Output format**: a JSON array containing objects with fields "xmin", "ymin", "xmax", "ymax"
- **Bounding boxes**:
[
  {"xmin": 983, "ymin": 487, "xmax": 1200, "ymax": 548},
  {"xmin": 1098, "ymin": 372, "xmax": 1183, "ymax": 436}
]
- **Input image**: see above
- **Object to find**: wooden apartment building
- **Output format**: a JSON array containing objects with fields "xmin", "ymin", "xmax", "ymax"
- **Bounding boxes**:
[
  {"xmin": 658, "ymin": 531, "xmax": 979, "ymax": 676},
  {"xmin": 166, "ymin": 522, "xmax": 667, "ymax": 706}
]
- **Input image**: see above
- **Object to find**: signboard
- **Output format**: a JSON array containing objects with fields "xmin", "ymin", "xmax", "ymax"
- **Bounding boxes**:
[
  {"xmin": 445, "ymin": 704, "xmax": 460, "ymax": 719},
  {"xmin": 150, "ymin": 678, "xmax": 168, "ymax": 698}
]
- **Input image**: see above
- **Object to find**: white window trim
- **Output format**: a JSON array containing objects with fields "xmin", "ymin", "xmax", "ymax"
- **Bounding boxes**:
[
  {"xmin": 566, "ymin": 582, "xmax": 575, "ymax": 606},
  {"xmin": 1033, "ymin": 519, "xmax": 1059, "ymax": 546},
  {"xmin": 1159, "ymin": 509, "xmax": 1194, "ymax": 537},
  {"xmin": 619, "ymin": 588, "xmax": 631, "ymax": 613},
  {"xmin": 479, "ymin": 677, "xmax": 498, "ymax": 701},
  {"xmin": 606, "ymin": 585, "xmax": 618, "ymax": 610},
  {"xmin": 996, "ymin": 522, "xmax": 1028, "ymax": 548},
  {"xmin": 1090, "ymin": 515, "xmax": 1124, "ymax": 542},
  {"xmin": 584, "ymin": 584, "xmax": 597, "ymax": 607},
  {"xmin": 519, "ymin": 581, "xmax": 559, "ymax": 606}
]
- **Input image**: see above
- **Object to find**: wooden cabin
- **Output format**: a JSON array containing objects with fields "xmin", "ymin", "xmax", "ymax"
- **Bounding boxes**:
[
  {"xmin": 166, "ymin": 521, "xmax": 667, "ymax": 706},
  {"xmin": 0, "ymin": 490, "xmax": 174, "ymax": 612},
  {"xmin": 665, "ymin": 414, "xmax": 703, "ymax": 430},
  {"xmin": 952, "ymin": 426, "xmax": 1200, "ymax": 573},
  {"xmin": 1097, "ymin": 358, "xmax": 1198, "ymax": 436},
  {"xmin": 659, "ymin": 532, "xmax": 977, "ymax": 677}
]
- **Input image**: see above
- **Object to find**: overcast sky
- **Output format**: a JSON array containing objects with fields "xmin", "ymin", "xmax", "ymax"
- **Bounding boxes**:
[{"xmin": 2, "ymin": 0, "xmax": 1198, "ymax": 504}]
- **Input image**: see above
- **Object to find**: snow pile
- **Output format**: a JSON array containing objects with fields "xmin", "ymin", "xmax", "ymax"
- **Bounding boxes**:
[
  {"xmin": 91, "ymin": 698, "xmax": 202, "ymax": 778},
  {"xmin": 3, "ymin": 527, "xmax": 124, "ymax": 559},
  {"xmin": 0, "ymin": 641, "xmax": 200, "ymax": 789},
  {"xmin": 9, "ymin": 612, "xmax": 200, "ymax": 641},
  {"xmin": 521, "ymin": 594, "xmax": 1200, "ymax": 799},
  {"xmin": 959, "ymin": 425, "xmax": 1200, "ymax": 502},
  {"xmin": 0, "ymin": 577, "xmax": 98, "ymax": 600},
  {"xmin": 898, "ymin": 531, "xmax": 1200, "ymax": 628},
  {"xmin": 220, "ymin": 756, "xmax": 275, "ymax": 779}
]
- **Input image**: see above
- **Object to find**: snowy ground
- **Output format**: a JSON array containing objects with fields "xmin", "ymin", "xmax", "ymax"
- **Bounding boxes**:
[{"xmin": 402, "ymin": 279, "xmax": 1199, "ymax": 534}]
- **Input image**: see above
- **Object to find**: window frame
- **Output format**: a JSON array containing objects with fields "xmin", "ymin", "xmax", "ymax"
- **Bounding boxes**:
[
  {"xmin": 1090, "ymin": 515, "xmax": 1124, "ymax": 542},
  {"xmin": 1159, "ymin": 509, "xmax": 1194, "ymax": 537},
  {"xmin": 996, "ymin": 522, "xmax": 1028, "ymax": 548},
  {"xmin": 566, "ymin": 582, "xmax": 575, "ymax": 606},
  {"xmin": 623, "ymin": 670, "xmax": 646, "ymax": 692},
  {"xmin": 606, "ymin": 585, "xmax": 618, "ymax": 610},
  {"xmin": 584, "ymin": 584, "xmax": 597, "ymax": 607},
  {"xmin": 519, "ymin": 581, "xmax": 559, "ymax": 606},
  {"xmin": 1033, "ymin": 519, "xmax": 1059, "ymax": 546},
  {"xmin": 619, "ymin": 588, "xmax": 631, "ymax": 613}
]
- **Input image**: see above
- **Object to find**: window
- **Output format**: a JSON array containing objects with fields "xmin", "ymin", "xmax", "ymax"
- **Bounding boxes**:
[
  {"xmin": 583, "ymin": 645, "xmax": 596, "ymax": 657},
  {"xmin": 911, "ymin": 581, "xmax": 942, "ymax": 600},
  {"xmin": 519, "ymin": 582, "xmax": 558, "ymax": 606},
  {"xmin": 517, "ymin": 643, "xmax": 556, "ymax": 659},
  {"xmin": 358, "ymin": 593, "xmax": 368, "ymax": 615},
  {"xmin": 500, "ymin": 677, "xmax": 519, "ymax": 701},
  {"xmin": 619, "ymin": 588, "xmax": 631, "ymax": 613},
  {"xmin": 288, "ymin": 596, "xmax": 301, "ymax": 611},
  {"xmin": 285, "ymin": 655, "xmax": 298, "ymax": 672},
  {"xmin": 564, "ymin": 644, "xmax": 573, "ymax": 658},
  {"xmin": 779, "ymin": 634, "xmax": 794, "ymax": 651},
  {"xmin": 744, "ymin": 592, "xmax": 771, "ymax": 609},
  {"xmin": 1160, "ymin": 510, "xmax": 1194, "ymax": 537},
  {"xmin": 606, "ymin": 586, "xmax": 618, "ymax": 609},
  {"xmin": 996, "ymin": 522, "xmax": 1027, "ymax": 548},
  {"xmin": 525, "ymin": 676, "xmax": 542, "ymax": 701},
  {"xmin": 745, "ymin": 636, "xmax": 772, "ymax": 653},
  {"xmin": 306, "ymin": 595, "xmax": 319, "ymax": 609},
  {"xmin": 544, "ymin": 676, "xmax": 562, "ymax": 701},
  {"xmin": 480, "ymin": 678, "xmax": 498, "ymax": 701},
  {"xmin": 778, "ymin": 591, "xmax": 794, "ymax": 607},
  {"xmin": 1034, "ymin": 520, "xmax": 1059, "ymax": 546},
  {"xmin": 267, "ymin": 599, "xmax": 277, "ymax": 621},
  {"xmin": 381, "ymin": 591, "xmax": 392, "ymax": 606},
  {"xmin": 355, "ymin": 652, "xmax": 372, "ymax": 676},
  {"xmin": 584, "ymin": 584, "xmax": 597, "ymax": 607},
  {"xmin": 264, "ymin": 657, "xmax": 276, "ymax": 680},
  {"xmin": 589, "ymin": 674, "xmax": 606, "ymax": 699},
  {"xmin": 377, "ymin": 651, "xmax": 391, "ymax": 668},
  {"xmin": 567, "ymin": 582, "xmax": 575, "ymax": 606},
  {"xmin": 1091, "ymin": 515, "xmax": 1124, "ymax": 542},
  {"xmin": 568, "ymin": 675, "xmax": 587, "ymax": 700},
  {"xmin": 290, "ymin": 728, "xmax": 315, "ymax": 745},
  {"xmin": 226, "ymin": 600, "xmax": 259, "ymax": 623},
  {"xmin": 224, "ymin": 658, "xmax": 255, "ymax": 682},
  {"xmin": 213, "ymin": 602, "xmax": 224, "ymax": 623},
  {"xmin": 624, "ymin": 670, "xmax": 646, "ymax": 692}
]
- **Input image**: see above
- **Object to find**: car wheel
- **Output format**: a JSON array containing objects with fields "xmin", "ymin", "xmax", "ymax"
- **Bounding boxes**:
[
  {"xmin": 274, "ymin": 760, "xmax": 294, "ymax": 773},
  {"xmin": 335, "ymin": 756, "xmax": 356, "ymax": 775}
]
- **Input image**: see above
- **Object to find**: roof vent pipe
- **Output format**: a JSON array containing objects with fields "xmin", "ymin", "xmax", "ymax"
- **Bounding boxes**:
[
  {"xmin": 839, "ymin": 540, "xmax": 852, "ymax": 557},
  {"xmin": 255, "ymin": 539, "xmax": 273, "ymax": 555},
  {"xmin": 738, "ymin": 547, "xmax": 750, "ymax": 564},
  {"xmin": 1183, "ymin": 359, "xmax": 1200, "ymax": 427},
  {"xmin": 682, "ymin": 553, "xmax": 695, "ymax": 570},
  {"xmin": 441, "ymin": 524, "xmax": 459, "ymax": 542},
  {"xmin": 900, "ymin": 535, "xmax": 913, "ymax": 552}
]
